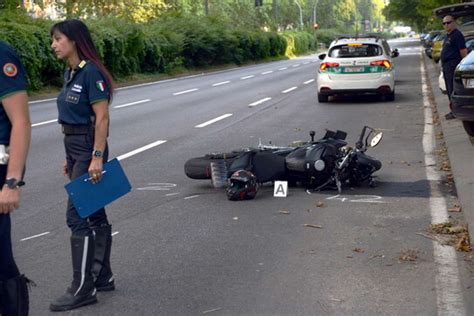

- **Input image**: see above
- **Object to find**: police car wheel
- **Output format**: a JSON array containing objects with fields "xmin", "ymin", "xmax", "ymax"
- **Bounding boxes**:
[
  {"xmin": 318, "ymin": 93, "xmax": 329, "ymax": 103},
  {"xmin": 384, "ymin": 91, "xmax": 395, "ymax": 102}
]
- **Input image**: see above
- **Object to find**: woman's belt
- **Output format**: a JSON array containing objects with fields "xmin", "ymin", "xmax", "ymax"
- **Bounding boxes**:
[{"xmin": 61, "ymin": 124, "xmax": 93, "ymax": 135}]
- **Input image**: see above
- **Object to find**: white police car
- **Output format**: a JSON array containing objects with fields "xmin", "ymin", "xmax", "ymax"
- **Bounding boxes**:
[{"xmin": 317, "ymin": 34, "xmax": 399, "ymax": 102}]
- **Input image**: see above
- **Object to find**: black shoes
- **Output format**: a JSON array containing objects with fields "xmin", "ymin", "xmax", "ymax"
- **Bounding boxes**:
[
  {"xmin": 0, "ymin": 274, "xmax": 31, "ymax": 316},
  {"xmin": 445, "ymin": 112, "xmax": 456, "ymax": 120},
  {"xmin": 50, "ymin": 235, "xmax": 97, "ymax": 312},
  {"xmin": 92, "ymin": 225, "xmax": 115, "ymax": 292}
]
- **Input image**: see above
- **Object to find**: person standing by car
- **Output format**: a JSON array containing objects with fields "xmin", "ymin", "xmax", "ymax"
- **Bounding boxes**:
[
  {"xmin": 49, "ymin": 19, "xmax": 115, "ymax": 312},
  {"xmin": 0, "ymin": 40, "xmax": 32, "ymax": 315},
  {"xmin": 441, "ymin": 15, "xmax": 467, "ymax": 120}
]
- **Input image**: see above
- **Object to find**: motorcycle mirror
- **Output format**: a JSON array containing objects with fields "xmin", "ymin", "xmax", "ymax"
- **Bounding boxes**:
[
  {"xmin": 369, "ymin": 132, "xmax": 383, "ymax": 147},
  {"xmin": 309, "ymin": 130, "xmax": 316, "ymax": 142}
]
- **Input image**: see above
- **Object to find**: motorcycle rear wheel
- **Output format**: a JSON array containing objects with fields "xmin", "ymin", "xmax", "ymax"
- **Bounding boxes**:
[{"xmin": 184, "ymin": 153, "xmax": 239, "ymax": 180}]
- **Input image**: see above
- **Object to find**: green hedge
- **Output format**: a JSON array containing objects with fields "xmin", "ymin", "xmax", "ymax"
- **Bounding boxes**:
[{"xmin": 0, "ymin": 12, "xmax": 316, "ymax": 91}]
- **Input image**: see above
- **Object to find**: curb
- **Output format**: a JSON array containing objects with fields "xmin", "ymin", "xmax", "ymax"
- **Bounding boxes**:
[{"xmin": 423, "ymin": 54, "xmax": 474, "ymax": 242}]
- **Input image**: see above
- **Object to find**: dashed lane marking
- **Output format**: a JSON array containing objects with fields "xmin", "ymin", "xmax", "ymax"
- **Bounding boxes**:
[
  {"xmin": 113, "ymin": 99, "xmax": 151, "ymax": 109},
  {"xmin": 212, "ymin": 81, "xmax": 231, "ymax": 87},
  {"xmin": 111, "ymin": 231, "xmax": 119, "ymax": 236},
  {"xmin": 278, "ymin": 67, "xmax": 288, "ymax": 71},
  {"xmin": 292, "ymin": 64, "xmax": 301, "ymax": 67},
  {"xmin": 304, "ymin": 79, "xmax": 315, "ymax": 84},
  {"xmin": 240, "ymin": 75, "xmax": 254, "ymax": 80},
  {"xmin": 261, "ymin": 71, "xmax": 273, "ymax": 75},
  {"xmin": 184, "ymin": 195, "xmax": 200, "ymax": 200},
  {"xmin": 282, "ymin": 87, "xmax": 298, "ymax": 94},
  {"xmin": 173, "ymin": 88, "xmax": 199, "ymax": 96},
  {"xmin": 249, "ymin": 97, "xmax": 271, "ymax": 107},
  {"xmin": 116, "ymin": 140, "xmax": 167, "ymax": 161},
  {"xmin": 195, "ymin": 114, "xmax": 233, "ymax": 128},
  {"xmin": 32, "ymin": 119, "xmax": 57, "ymax": 127},
  {"xmin": 21, "ymin": 232, "xmax": 50, "ymax": 241}
]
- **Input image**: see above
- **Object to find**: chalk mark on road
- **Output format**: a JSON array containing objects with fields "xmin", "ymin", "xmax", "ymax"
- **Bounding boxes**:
[{"xmin": 21, "ymin": 232, "xmax": 50, "ymax": 241}]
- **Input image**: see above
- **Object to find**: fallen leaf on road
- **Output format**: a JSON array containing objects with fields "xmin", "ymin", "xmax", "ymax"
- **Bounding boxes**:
[
  {"xmin": 448, "ymin": 205, "xmax": 462, "ymax": 213},
  {"xmin": 399, "ymin": 249, "xmax": 419, "ymax": 262},
  {"xmin": 346, "ymin": 255, "xmax": 353, "ymax": 258},
  {"xmin": 279, "ymin": 210, "xmax": 290, "ymax": 215},
  {"xmin": 316, "ymin": 201, "xmax": 325, "ymax": 208},
  {"xmin": 455, "ymin": 233, "xmax": 471, "ymax": 252},
  {"xmin": 303, "ymin": 224, "xmax": 323, "ymax": 229},
  {"xmin": 353, "ymin": 248, "xmax": 365, "ymax": 253}
]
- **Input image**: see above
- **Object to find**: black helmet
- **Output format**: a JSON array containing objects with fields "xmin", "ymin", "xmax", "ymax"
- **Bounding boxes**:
[{"xmin": 226, "ymin": 170, "xmax": 259, "ymax": 201}]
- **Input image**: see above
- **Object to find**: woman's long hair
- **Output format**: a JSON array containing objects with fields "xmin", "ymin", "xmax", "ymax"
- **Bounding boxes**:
[{"xmin": 51, "ymin": 19, "xmax": 114, "ymax": 97}]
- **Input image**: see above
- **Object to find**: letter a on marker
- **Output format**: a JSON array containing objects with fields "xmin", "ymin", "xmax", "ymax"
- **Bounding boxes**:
[{"xmin": 274, "ymin": 181, "xmax": 288, "ymax": 197}]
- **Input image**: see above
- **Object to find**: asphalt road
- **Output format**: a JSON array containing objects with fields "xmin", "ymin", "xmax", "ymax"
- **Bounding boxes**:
[{"xmin": 12, "ymin": 38, "xmax": 473, "ymax": 315}]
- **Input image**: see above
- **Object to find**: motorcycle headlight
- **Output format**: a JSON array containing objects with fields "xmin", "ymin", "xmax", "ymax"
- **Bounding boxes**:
[{"xmin": 314, "ymin": 159, "xmax": 325, "ymax": 171}]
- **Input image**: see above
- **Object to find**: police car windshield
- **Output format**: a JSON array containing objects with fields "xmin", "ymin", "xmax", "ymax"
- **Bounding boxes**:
[{"xmin": 329, "ymin": 44, "xmax": 382, "ymax": 58}]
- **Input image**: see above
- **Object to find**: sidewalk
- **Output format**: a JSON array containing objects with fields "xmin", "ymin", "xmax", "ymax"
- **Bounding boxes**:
[{"xmin": 423, "ymin": 54, "xmax": 474, "ymax": 241}]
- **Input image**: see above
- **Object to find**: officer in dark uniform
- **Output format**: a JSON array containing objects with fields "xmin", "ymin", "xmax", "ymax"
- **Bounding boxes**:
[
  {"xmin": 0, "ymin": 40, "xmax": 32, "ymax": 315},
  {"xmin": 441, "ymin": 15, "xmax": 467, "ymax": 120},
  {"xmin": 49, "ymin": 20, "xmax": 115, "ymax": 312}
]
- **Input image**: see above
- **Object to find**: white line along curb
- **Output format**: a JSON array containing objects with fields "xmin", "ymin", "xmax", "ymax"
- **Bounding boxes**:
[{"xmin": 421, "ymin": 56, "xmax": 466, "ymax": 316}]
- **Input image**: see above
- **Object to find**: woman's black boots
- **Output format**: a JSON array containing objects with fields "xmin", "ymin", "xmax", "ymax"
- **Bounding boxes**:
[
  {"xmin": 92, "ymin": 224, "xmax": 115, "ymax": 291},
  {"xmin": 0, "ymin": 274, "xmax": 30, "ymax": 316},
  {"xmin": 50, "ymin": 235, "xmax": 97, "ymax": 311}
]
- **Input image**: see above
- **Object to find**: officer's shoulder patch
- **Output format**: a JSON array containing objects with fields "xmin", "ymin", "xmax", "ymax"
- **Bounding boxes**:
[
  {"xmin": 96, "ymin": 80, "xmax": 106, "ymax": 92},
  {"xmin": 78, "ymin": 60, "xmax": 87, "ymax": 69},
  {"xmin": 3, "ymin": 63, "xmax": 17, "ymax": 77}
]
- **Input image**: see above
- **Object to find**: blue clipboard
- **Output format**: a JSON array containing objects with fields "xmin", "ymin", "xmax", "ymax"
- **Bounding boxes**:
[{"xmin": 65, "ymin": 158, "xmax": 132, "ymax": 218}]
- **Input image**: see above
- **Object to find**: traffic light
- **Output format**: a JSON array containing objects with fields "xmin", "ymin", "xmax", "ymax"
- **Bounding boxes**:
[{"xmin": 255, "ymin": 0, "xmax": 263, "ymax": 6}]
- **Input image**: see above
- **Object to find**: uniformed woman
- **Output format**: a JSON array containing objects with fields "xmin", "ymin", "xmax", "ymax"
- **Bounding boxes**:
[
  {"xmin": 49, "ymin": 19, "xmax": 115, "ymax": 312},
  {"xmin": 0, "ymin": 40, "xmax": 32, "ymax": 316}
]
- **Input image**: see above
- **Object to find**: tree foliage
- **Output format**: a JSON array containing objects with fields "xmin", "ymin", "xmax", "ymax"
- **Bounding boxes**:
[{"xmin": 383, "ymin": 0, "xmax": 460, "ymax": 32}]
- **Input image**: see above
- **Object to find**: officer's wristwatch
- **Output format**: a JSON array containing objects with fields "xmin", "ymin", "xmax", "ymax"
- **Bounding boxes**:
[
  {"xmin": 92, "ymin": 150, "xmax": 103, "ymax": 158},
  {"xmin": 5, "ymin": 178, "xmax": 25, "ymax": 190}
]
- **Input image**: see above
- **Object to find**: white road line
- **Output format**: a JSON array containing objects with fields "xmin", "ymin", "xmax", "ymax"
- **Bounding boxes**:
[
  {"xmin": 184, "ymin": 195, "xmax": 200, "ymax": 200},
  {"xmin": 421, "ymin": 57, "xmax": 466, "ymax": 315},
  {"xmin": 116, "ymin": 140, "xmax": 167, "ymax": 161},
  {"xmin": 29, "ymin": 98, "xmax": 57, "ymax": 104},
  {"xmin": 165, "ymin": 193, "xmax": 180, "ymax": 197},
  {"xmin": 261, "ymin": 71, "xmax": 273, "ymax": 75},
  {"xmin": 212, "ymin": 81, "xmax": 231, "ymax": 87},
  {"xmin": 32, "ymin": 119, "xmax": 57, "ymax": 127},
  {"xmin": 278, "ymin": 67, "xmax": 288, "ymax": 71},
  {"xmin": 173, "ymin": 88, "xmax": 198, "ymax": 96},
  {"xmin": 195, "ymin": 114, "xmax": 233, "ymax": 128},
  {"xmin": 111, "ymin": 231, "xmax": 119, "ymax": 236},
  {"xmin": 21, "ymin": 232, "xmax": 50, "ymax": 241},
  {"xmin": 292, "ymin": 64, "xmax": 301, "ymax": 67},
  {"xmin": 303, "ymin": 62, "xmax": 310, "ymax": 65},
  {"xmin": 304, "ymin": 79, "xmax": 315, "ymax": 85},
  {"xmin": 282, "ymin": 87, "xmax": 298, "ymax": 94},
  {"xmin": 113, "ymin": 99, "xmax": 151, "ymax": 109},
  {"xmin": 240, "ymin": 75, "xmax": 254, "ymax": 80},
  {"xmin": 249, "ymin": 97, "xmax": 271, "ymax": 107}
]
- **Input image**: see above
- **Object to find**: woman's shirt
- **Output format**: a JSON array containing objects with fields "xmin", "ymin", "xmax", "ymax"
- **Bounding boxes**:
[{"xmin": 57, "ymin": 60, "xmax": 110, "ymax": 125}]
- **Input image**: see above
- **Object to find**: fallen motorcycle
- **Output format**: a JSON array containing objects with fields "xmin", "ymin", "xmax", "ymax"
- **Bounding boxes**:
[{"xmin": 184, "ymin": 126, "xmax": 383, "ymax": 193}]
